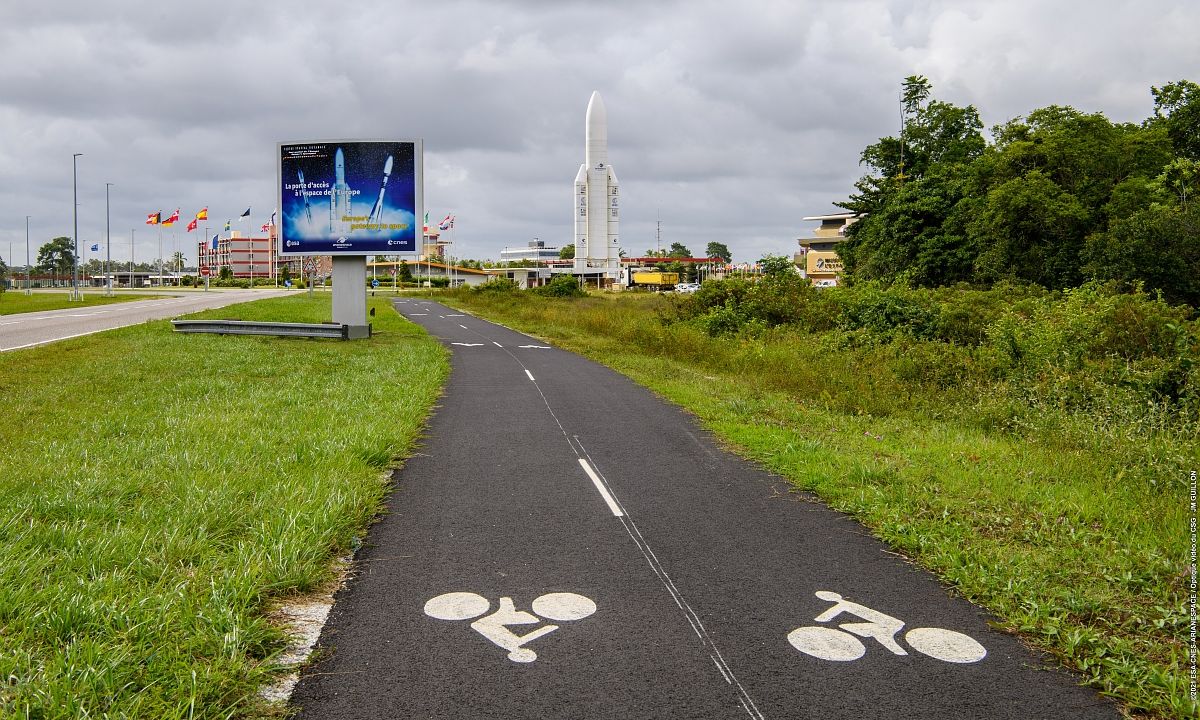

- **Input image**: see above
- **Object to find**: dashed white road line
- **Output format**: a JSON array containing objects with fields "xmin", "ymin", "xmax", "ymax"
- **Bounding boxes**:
[{"xmin": 577, "ymin": 458, "xmax": 625, "ymax": 517}]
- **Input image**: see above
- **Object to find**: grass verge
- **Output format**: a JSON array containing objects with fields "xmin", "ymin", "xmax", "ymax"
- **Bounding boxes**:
[
  {"xmin": 0, "ymin": 291, "xmax": 167, "ymax": 315},
  {"xmin": 442, "ymin": 288, "xmax": 1195, "ymax": 720},
  {"xmin": 0, "ymin": 294, "xmax": 447, "ymax": 718}
]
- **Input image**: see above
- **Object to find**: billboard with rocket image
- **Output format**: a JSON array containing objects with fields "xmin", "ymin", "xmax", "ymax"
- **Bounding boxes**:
[{"xmin": 277, "ymin": 139, "xmax": 423, "ymax": 255}]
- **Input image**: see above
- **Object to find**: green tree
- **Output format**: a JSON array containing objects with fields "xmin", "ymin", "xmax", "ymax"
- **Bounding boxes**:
[
  {"xmin": 705, "ymin": 242, "xmax": 732, "ymax": 263},
  {"xmin": 1084, "ymin": 205, "xmax": 1200, "ymax": 306},
  {"xmin": 668, "ymin": 242, "xmax": 691, "ymax": 258},
  {"xmin": 839, "ymin": 78, "xmax": 985, "ymax": 286},
  {"xmin": 218, "ymin": 265, "xmax": 232, "ymax": 281},
  {"xmin": 559, "ymin": 244, "xmax": 576, "ymax": 260},
  {"xmin": 1150, "ymin": 79, "xmax": 1200, "ymax": 160},
  {"xmin": 279, "ymin": 265, "xmax": 291, "ymax": 284},
  {"xmin": 1153, "ymin": 157, "xmax": 1200, "ymax": 211},
  {"xmin": 397, "ymin": 260, "xmax": 414, "ymax": 283},
  {"xmin": 971, "ymin": 170, "xmax": 1090, "ymax": 289},
  {"xmin": 0, "ymin": 257, "xmax": 8, "ymax": 292},
  {"xmin": 37, "ymin": 237, "xmax": 76, "ymax": 280},
  {"xmin": 758, "ymin": 254, "xmax": 795, "ymax": 276}
]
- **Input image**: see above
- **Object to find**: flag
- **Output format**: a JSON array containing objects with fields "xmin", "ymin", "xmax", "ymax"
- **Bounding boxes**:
[
  {"xmin": 186, "ymin": 218, "xmax": 198, "ymax": 232},
  {"xmin": 423, "ymin": 211, "xmax": 429, "ymax": 232},
  {"xmin": 161, "ymin": 216, "xmax": 175, "ymax": 227},
  {"xmin": 90, "ymin": 243, "xmax": 99, "ymax": 252},
  {"xmin": 210, "ymin": 235, "xmax": 218, "ymax": 250},
  {"xmin": 260, "ymin": 222, "xmax": 270, "ymax": 232},
  {"xmin": 438, "ymin": 213, "xmax": 452, "ymax": 230},
  {"xmin": 195, "ymin": 207, "xmax": 208, "ymax": 220},
  {"xmin": 239, "ymin": 207, "xmax": 251, "ymax": 219},
  {"xmin": 165, "ymin": 209, "xmax": 180, "ymax": 224},
  {"xmin": 269, "ymin": 210, "xmax": 276, "ymax": 226},
  {"xmin": 146, "ymin": 212, "xmax": 161, "ymax": 225},
  {"xmin": 224, "ymin": 220, "xmax": 231, "ymax": 232}
]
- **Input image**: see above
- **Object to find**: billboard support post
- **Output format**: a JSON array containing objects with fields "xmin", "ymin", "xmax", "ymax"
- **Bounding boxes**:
[
  {"xmin": 278, "ymin": 139, "xmax": 421, "ymax": 340},
  {"xmin": 332, "ymin": 256, "xmax": 369, "ymax": 338}
]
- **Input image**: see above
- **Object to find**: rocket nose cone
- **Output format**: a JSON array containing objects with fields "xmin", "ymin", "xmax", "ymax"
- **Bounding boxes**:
[{"xmin": 586, "ymin": 91, "xmax": 606, "ymax": 122}]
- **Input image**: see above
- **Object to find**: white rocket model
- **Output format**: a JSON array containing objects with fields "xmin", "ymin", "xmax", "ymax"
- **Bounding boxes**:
[{"xmin": 574, "ymin": 91, "xmax": 619, "ymax": 274}]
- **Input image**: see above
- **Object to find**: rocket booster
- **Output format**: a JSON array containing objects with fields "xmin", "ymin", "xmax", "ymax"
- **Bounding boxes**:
[
  {"xmin": 330, "ymin": 147, "xmax": 353, "ymax": 233},
  {"xmin": 297, "ymin": 169, "xmax": 313, "ymax": 224},
  {"xmin": 368, "ymin": 155, "xmax": 394, "ymax": 226}
]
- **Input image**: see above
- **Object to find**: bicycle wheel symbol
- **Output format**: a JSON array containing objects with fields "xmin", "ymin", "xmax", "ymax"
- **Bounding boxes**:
[
  {"xmin": 787, "ymin": 625, "xmax": 986, "ymax": 663},
  {"xmin": 786, "ymin": 591, "xmax": 987, "ymax": 664}
]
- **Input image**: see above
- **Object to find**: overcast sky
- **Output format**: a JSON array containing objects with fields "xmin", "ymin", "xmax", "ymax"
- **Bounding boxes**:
[{"xmin": 0, "ymin": 0, "xmax": 1195, "ymax": 267}]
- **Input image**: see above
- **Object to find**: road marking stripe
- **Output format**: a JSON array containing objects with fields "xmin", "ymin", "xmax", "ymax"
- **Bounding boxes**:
[
  {"xmin": 460, "ymin": 324, "xmax": 468, "ymax": 329},
  {"xmin": 525, "ymin": 369, "xmax": 535, "ymax": 382},
  {"xmin": 577, "ymin": 459, "xmax": 624, "ymax": 517},
  {"xmin": 493, "ymin": 341, "xmax": 502, "ymax": 347},
  {"xmin": 712, "ymin": 656, "xmax": 732, "ymax": 684}
]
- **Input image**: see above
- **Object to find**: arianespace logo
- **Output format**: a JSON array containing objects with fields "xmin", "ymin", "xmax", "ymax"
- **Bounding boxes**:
[{"xmin": 333, "ymin": 237, "xmax": 352, "ymax": 248}]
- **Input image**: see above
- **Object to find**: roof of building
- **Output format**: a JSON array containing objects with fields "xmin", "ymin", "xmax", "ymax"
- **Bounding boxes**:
[{"xmin": 801, "ymin": 212, "xmax": 859, "ymax": 221}]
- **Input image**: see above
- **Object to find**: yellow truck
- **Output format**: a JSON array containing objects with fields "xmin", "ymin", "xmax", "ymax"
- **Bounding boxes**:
[{"xmin": 630, "ymin": 271, "xmax": 679, "ymax": 290}]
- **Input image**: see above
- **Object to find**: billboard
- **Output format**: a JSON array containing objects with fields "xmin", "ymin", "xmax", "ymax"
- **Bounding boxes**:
[{"xmin": 277, "ymin": 139, "xmax": 423, "ymax": 256}]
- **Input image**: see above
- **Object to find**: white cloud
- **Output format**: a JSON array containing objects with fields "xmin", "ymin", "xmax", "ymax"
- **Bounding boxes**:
[{"xmin": 0, "ymin": 0, "xmax": 1195, "ymax": 264}]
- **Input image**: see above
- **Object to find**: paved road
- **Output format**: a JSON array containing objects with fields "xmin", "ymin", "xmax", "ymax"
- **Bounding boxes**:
[
  {"xmin": 0, "ymin": 289, "xmax": 292, "ymax": 352},
  {"xmin": 291, "ymin": 298, "xmax": 1120, "ymax": 719}
]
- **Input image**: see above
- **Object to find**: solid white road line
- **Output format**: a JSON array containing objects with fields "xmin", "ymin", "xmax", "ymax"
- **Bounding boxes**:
[
  {"xmin": 524, "ymin": 369, "xmax": 535, "ymax": 382},
  {"xmin": 577, "ymin": 459, "xmax": 625, "ymax": 517}
]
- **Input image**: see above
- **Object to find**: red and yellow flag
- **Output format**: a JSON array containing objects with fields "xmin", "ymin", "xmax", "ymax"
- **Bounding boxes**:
[
  {"xmin": 195, "ymin": 207, "xmax": 208, "ymax": 221},
  {"xmin": 146, "ymin": 212, "xmax": 161, "ymax": 225}
]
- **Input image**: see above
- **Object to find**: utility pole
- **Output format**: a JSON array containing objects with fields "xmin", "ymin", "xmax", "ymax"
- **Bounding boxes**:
[
  {"xmin": 25, "ymin": 215, "xmax": 31, "ymax": 295},
  {"xmin": 105, "ymin": 183, "xmax": 113, "ymax": 296},
  {"xmin": 71, "ymin": 152, "xmax": 82, "ymax": 300}
]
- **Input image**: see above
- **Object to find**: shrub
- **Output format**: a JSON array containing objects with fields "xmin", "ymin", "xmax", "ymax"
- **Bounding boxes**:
[
  {"xmin": 531, "ymin": 274, "xmax": 586, "ymax": 298},
  {"xmin": 474, "ymin": 278, "xmax": 520, "ymax": 294}
]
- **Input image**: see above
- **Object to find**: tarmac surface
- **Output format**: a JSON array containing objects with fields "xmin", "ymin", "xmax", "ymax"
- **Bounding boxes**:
[
  {"xmin": 290, "ymin": 298, "xmax": 1121, "ymax": 719},
  {"xmin": 0, "ymin": 288, "xmax": 291, "ymax": 351}
]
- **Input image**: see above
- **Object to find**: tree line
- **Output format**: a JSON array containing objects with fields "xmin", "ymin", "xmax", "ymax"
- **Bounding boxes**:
[{"xmin": 837, "ymin": 77, "xmax": 1199, "ymax": 306}]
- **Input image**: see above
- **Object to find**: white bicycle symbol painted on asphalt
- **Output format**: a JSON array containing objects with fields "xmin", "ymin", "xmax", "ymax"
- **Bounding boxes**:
[
  {"xmin": 787, "ymin": 591, "xmax": 987, "ymax": 663},
  {"xmin": 424, "ymin": 591, "xmax": 596, "ymax": 663}
]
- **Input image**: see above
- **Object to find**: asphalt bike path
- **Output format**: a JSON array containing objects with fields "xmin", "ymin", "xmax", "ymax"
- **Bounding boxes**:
[{"xmin": 291, "ymin": 298, "xmax": 1120, "ymax": 719}]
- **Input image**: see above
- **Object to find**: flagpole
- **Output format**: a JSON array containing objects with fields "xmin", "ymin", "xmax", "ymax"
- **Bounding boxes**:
[
  {"xmin": 204, "ymin": 225, "xmax": 210, "ymax": 291},
  {"xmin": 157, "ymin": 224, "xmax": 163, "ymax": 288},
  {"xmin": 129, "ymin": 229, "xmax": 134, "ymax": 289}
]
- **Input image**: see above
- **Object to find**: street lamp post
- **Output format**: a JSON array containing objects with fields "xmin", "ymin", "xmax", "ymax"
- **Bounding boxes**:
[
  {"xmin": 71, "ymin": 153, "xmax": 82, "ymax": 300},
  {"xmin": 105, "ymin": 183, "xmax": 113, "ymax": 296},
  {"xmin": 25, "ymin": 215, "xmax": 31, "ymax": 295}
]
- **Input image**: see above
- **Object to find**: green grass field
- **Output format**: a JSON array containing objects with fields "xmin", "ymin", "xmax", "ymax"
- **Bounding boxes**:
[
  {"xmin": 443, "ymin": 288, "xmax": 1196, "ymax": 720},
  {"xmin": 0, "ymin": 290, "xmax": 166, "ymax": 315},
  {"xmin": 0, "ymin": 294, "xmax": 447, "ymax": 718}
]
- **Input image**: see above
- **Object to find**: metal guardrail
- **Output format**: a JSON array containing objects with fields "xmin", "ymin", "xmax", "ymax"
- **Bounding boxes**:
[{"xmin": 171, "ymin": 319, "xmax": 361, "ymax": 339}]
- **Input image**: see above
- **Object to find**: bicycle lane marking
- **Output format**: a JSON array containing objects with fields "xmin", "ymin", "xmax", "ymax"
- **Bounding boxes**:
[{"xmin": 396, "ymin": 299, "xmax": 766, "ymax": 719}]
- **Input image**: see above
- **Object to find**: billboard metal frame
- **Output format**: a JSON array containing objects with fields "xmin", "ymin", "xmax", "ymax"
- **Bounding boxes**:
[{"xmin": 276, "ymin": 139, "xmax": 424, "ymax": 257}]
